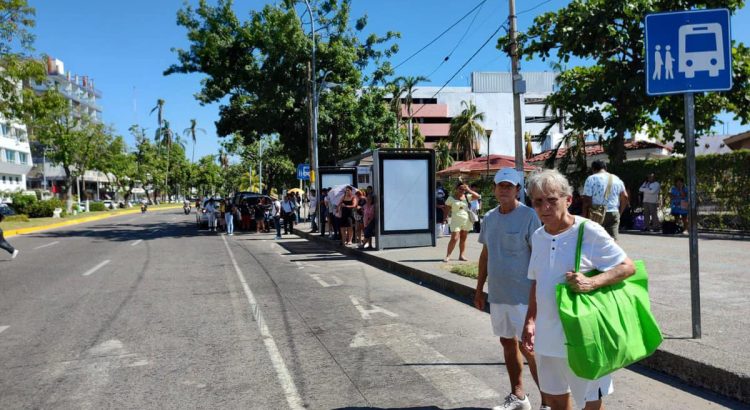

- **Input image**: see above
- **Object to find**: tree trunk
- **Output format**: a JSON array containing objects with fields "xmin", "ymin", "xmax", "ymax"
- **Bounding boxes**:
[
  {"xmin": 608, "ymin": 131, "xmax": 627, "ymax": 166},
  {"xmin": 63, "ymin": 167, "xmax": 74, "ymax": 213}
]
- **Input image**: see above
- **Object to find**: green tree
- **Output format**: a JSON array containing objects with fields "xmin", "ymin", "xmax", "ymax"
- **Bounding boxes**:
[
  {"xmin": 0, "ymin": 1, "xmax": 45, "ymax": 120},
  {"xmin": 183, "ymin": 118, "xmax": 206, "ymax": 163},
  {"xmin": 449, "ymin": 100, "xmax": 485, "ymax": 161},
  {"xmin": 395, "ymin": 75, "xmax": 429, "ymax": 148},
  {"xmin": 501, "ymin": 0, "xmax": 750, "ymax": 165},
  {"xmin": 23, "ymin": 89, "xmax": 111, "ymax": 211},
  {"xmin": 165, "ymin": 0, "xmax": 399, "ymax": 167},
  {"xmin": 434, "ymin": 138, "xmax": 454, "ymax": 171}
]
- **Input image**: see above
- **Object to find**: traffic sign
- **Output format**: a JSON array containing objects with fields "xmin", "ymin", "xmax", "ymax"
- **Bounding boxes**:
[
  {"xmin": 296, "ymin": 164, "xmax": 310, "ymax": 180},
  {"xmin": 645, "ymin": 9, "xmax": 732, "ymax": 95}
]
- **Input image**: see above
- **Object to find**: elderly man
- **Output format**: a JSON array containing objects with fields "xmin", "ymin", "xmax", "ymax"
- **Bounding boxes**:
[
  {"xmin": 523, "ymin": 169, "xmax": 635, "ymax": 410},
  {"xmin": 475, "ymin": 168, "xmax": 543, "ymax": 410},
  {"xmin": 581, "ymin": 160, "xmax": 628, "ymax": 240}
]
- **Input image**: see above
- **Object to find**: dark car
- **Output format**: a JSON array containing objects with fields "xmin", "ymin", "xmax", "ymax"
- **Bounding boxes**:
[
  {"xmin": 232, "ymin": 192, "xmax": 272, "ymax": 230},
  {"xmin": 0, "ymin": 203, "xmax": 16, "ymax": 216}
]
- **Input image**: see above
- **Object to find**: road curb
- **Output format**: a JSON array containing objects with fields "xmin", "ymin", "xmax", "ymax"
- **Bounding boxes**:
[
  {"xmin": 294, "ymin": 227, "xmax": 749, "ymax": 404},
  {"xmin": 4, "ymin": 206, "xmax": 182, "ymax": 238}
]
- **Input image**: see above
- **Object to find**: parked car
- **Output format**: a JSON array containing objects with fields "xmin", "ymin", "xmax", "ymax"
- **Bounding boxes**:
[
  {"xmin": 195, "ymin": 198, "xmax": 222, "ymax": 229},
  {"xmin": 0, "ymin": 203, "xmax": 16, "ymax": 216},
  {"xmin": 232, "ymin": 192, "xmax": 272, "ymax": 230}
]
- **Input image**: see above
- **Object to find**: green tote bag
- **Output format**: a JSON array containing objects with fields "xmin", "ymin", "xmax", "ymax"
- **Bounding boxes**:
[{"xmin": 555, "ymin": 221, "xmax": 663, "ymax": 380}]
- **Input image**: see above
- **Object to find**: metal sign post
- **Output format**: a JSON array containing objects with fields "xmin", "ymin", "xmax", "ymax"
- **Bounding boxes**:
[
  {"xmin": 646, "ymin": 8, "xmax": 733, "ymax": 339},
  {"xmin": 683, "ymin": 92, "xmax": 701, "ymax": 338}
]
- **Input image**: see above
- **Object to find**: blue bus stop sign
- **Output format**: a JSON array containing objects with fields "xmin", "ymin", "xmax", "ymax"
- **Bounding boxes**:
[
  {"xmin": 296, "ymin": 164, "xmax": 310, "ymax": 180},
  {"xmin": 645, "ymin": 9, "xmax": 732, "ymax": 95}
]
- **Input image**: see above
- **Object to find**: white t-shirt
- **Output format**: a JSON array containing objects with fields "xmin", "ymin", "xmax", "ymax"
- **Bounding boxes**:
[
  {"xmin": 270, "ymin": 200, "xmax": 281, "ymax": 217},
  {"xmin": 583, "ymin": 172, "xmax": 625, "ymax": 212},
  {"xmin": 527, "ymin": 216, "xmax": 627, "ymax": 357},
  {"xmin": 639, "ymin": 181, "xmax": 660, "ymax": 204}
]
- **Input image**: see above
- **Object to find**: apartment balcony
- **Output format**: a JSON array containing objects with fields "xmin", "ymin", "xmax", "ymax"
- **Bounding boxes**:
[
  {"xmin": 414, "ymin": 123, "xmax": 450, "ymax": 137},
  {"xmin": 401, "ymin": 103, "xmax": 449, "ymax": 118}
]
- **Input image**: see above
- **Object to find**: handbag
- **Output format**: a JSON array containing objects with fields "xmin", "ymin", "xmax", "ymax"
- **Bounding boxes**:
[
  {"xmin": 589, "ymin": 174, "xmax": 613, "ymax": 224},
  {"xmin": 466, "ymin": 198, "xmax": 479, "ymax": 223},
  {"xmin": 556, "ymin": 221, "xmax": 663, "ymax": 380}
]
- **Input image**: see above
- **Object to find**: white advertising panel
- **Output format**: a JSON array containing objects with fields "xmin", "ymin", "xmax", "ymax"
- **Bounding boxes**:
[
  {"xmin": 321, "ymin": 173, "xmax": 353, "ymax": 189},
  {"xmin": 382, "ymin": 159, "xmax": 429, "ymax": 231}
]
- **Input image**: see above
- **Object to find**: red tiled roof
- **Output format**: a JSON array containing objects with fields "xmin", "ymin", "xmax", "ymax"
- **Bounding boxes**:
[
  {"xmin": 437, "ymin": 154, "xmax": 537, "ymax": 177},
  {"xmin": 526, "ymin": 140, "xmax": 672, "ymax": 163}
]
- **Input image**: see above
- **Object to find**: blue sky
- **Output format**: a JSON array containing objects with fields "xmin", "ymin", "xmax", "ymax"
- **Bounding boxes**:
[{"xmin": 29, "ymin": 0, "xmax": 750, "ymax": 161}]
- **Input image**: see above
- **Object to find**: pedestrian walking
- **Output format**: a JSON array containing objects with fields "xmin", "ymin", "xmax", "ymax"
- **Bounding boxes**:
[
  {"xmin": 255, "ymin": 198, "xmax": 267, "ymax": 233},
  {"xmin": 360, "ymin": 191, "xmax": 376, "ymax": 250},
  {"xmin": 523, "ymin": 169, "xmax": 635, "ymax": 410},
  {"xmin": 670, "ymin": 177, "xmax": 689, "ymax": 235},
  {"xmin": 225, "ymin": 200, "xmax": 236, "ymax": 236},
  {"xmin": 309, "ymin": 189, "xmax": 319, "ymax": 232},
  {"xmin": 0, "ymin": 214, "xmax": 19, "ymax": 259},
  {"xmin": 281, "ymin": 193, "xmax": 296, "ymax": 235},
  {"xmin": 639, "ymin": 173, "xmax": 661, "ymax": 232},
  {"xmin": 474, "ymin": 168, "xmax": 543, "ymax": 410},
  {"xmin": 581, "ymin": 160, "xmax": 628, "ymax": 240},
  {"xmin": 270, "ymin": 193, "xmax": 282, "ymax": 239},
  {"xmin": 443, "ymin": 182, "xmax": 481, "ymax": 262},
  {"xmin": 205, "ymin": 199, "xmax": 217, "ymax": 232},
  {"xmin": 337, "ymin": 186, "xmax": 357, "ymax": 246}
]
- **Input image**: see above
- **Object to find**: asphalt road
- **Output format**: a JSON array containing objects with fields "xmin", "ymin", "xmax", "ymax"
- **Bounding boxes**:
[{"xmin": 0, "ymin": 210, "xmax": 744, "ymax": 409}]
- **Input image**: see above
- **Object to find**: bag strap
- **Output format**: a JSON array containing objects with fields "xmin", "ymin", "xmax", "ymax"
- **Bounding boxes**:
[
  {"xmin": 575, "ymin": 220, "xmax": 587, "ymax": 273},
  {"xmin": 603, "ymin": 173, "xmax": 613, "ymax": 202}
]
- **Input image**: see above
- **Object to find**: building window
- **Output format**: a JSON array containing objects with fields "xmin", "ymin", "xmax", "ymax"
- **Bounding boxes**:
[
  {"xmin": 5, "ymin": 150, "xmax": 14, "ymax": 163},
  {"xmin": 2, "ymin": 176, "xmax": 5, "ymax": 183},
  {"xmin": 19, "ymin": 153, "xmax": 27, "ymax": 164},
  {"xmin": 0, "ymin": 123, "xmax": 8, "ymax": 138}
]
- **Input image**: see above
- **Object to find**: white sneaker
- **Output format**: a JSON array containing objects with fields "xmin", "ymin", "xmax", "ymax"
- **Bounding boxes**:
[
  {"xmin": 493, "ymin": 393, "xmax": 531, "ymax": 410},
  {"xmin": 11, "ymin": 249, "xmax": 19, "ymax": 259}
]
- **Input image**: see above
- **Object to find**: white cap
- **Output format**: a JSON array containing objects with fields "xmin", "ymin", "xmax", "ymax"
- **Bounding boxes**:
[{"xmin": 494, "ymin": 167, "xmax": 522, "ymax": 185}]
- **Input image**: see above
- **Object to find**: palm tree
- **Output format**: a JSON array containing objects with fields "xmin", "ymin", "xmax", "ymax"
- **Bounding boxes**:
[
  {"xmin": 149, "ymin": 99, "xmax": 165, "ymax": 138},
  {"xmin": 395, "ymin": 75, "xmax": 429, "ymax": 148},
  {"xmin": 386, "ymin": 81, "xmax": 407, "ymax": 145},
  {"xmin": 183, "ymin": 119, "xmax": 206, "ymax": 163},
  {"xmin": 155, "ymin": 120, "xmax": 184, "ymax": 201},
  {"xmin": 435, "ymin": 138, "xmax": 454, "ymax": 171},
  {"xmin": 449, "ymin": 100, "xmax": 485, "ymax": 160}
]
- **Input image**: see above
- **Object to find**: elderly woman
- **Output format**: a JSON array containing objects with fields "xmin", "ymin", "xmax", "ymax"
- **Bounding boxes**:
[
  {"xmin": 522, "ymin": 169, "xmax": 635, "ymax": 410},
  {"xmin": 443, "ymin": 182, "xmax": 481, "ymax": 262}
]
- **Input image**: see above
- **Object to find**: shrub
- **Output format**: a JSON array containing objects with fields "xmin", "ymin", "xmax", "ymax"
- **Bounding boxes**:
[
  {"xmin": 27, "ymin": 198, "xmax": 65, "ymax": 218},
  {"xmin": 89, "ymin": 202, "xmax": 106, "ymax": 212},
  {"xmin": 10, "ymin": 192, "xmax": 37, "ymax": 215},
  {"xmin": 3, "ymin": 214, "xmax": 29, "ymax": 222}
]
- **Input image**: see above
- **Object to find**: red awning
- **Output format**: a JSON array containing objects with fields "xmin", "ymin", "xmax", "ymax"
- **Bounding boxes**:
[{"xmin": 437, "ymin": 154, "xmax": 537, "ymax": 178}]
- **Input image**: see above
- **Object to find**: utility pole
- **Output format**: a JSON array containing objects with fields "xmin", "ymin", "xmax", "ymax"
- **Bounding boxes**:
[{"xmin": 509, "ymin": 0, "xmax": 525, "ymax": 202}]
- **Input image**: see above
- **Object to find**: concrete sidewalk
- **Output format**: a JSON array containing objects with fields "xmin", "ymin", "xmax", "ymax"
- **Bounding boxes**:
[{"xmin": 294, "ymin": 222, "xmax": 750, "ymax": 404}]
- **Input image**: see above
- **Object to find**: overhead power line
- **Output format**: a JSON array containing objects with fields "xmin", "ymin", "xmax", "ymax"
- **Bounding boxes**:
[
  {"xmin": 408, "ymin": 22, "xmax": 508, "ymax": 120},
  {"xmin": 392, "ymin": 0, "xmax": 488, "ymax": 70}
]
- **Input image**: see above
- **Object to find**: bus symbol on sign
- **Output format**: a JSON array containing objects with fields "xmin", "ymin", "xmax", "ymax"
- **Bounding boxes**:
[
  {"xmin": 678, "ymin": 23, "xmax": 724, "ymax": 78},
  {"xmin": 645, "ymin": 9, "xmax": 732, "ymax": 96}
]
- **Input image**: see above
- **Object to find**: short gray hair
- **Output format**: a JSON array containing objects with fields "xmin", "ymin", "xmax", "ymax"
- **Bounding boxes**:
[{"xmin": 526, "ymin": 169, "xmax": 573, "ymax": 198}]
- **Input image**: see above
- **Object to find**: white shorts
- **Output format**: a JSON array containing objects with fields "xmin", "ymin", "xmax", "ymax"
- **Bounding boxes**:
[
  {"xmin": 490, "ymin": 303, "xmax": 527, "ymax": 339},
  {"xmin": 537, "ymin": 354, "xmax": 614, "ymax": 407}
]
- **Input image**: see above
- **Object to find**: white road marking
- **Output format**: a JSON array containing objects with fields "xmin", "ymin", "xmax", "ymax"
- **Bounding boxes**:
[
  {"xmin": 131, "ymin": 239, "xmax": 143, "ymax": 247},
  {"xmin": 349, "ymin": 295, "xmax": 398, "ymax": 319},
  {"xmin": 82, "ymin": 260, "xmax": 111, "ymax": 277},
  {"xmin": 33, "ymin": 241, "xmax": 59, "ymax": 250},
  {"xmin": 309, "ymin": 273, "xmax": 343, "ymax": 288},
  {"xmin": 350, "ymin": 323, "xmax": 498, "ymax": 403},
  {"xmin": 221, "ymin": 235, "xmax": 304, "ymax": 409},
  {"xmin": 0, "ymin": 326, "xmax": 8, "ymax": 335}
]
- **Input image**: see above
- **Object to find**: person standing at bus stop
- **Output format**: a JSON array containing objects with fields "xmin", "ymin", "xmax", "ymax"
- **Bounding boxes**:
[{"xmin": 474, "ymin": 168, "xmax": 543, "ymax": 410}]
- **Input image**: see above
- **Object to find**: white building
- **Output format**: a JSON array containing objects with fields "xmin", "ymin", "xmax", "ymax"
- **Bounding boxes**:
[
  {"xmin": 401, "ymin": 71, "xmax": 562, "ymax": 157},
  {"xmin": 0, "ymin": 116, "xmax": 32, "ymax": 193},
  {"xmin": 25, "ymin": 57, "xmax": 109, "ymax": 199}
]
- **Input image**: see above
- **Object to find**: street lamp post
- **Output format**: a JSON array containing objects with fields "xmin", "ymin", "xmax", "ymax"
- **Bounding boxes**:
[
  {"xmin": 258, "ymin": 137, "xmax": 263, "ymax": 194},
  {"xmin": 302, "ymin": 0, "xmax": 321, "ymax": 234}
]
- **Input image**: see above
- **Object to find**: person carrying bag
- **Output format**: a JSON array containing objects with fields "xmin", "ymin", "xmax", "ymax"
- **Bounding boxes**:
[
  {"xmin": 556, "ymin": 220, "xmax": 663, "ymax": 380},
  {"xmin": 588, "ymin": 173, "xmax": 612, "ymax": 225}
]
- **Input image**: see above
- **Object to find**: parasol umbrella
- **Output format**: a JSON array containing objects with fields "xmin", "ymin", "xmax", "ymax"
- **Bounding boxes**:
[
  {"xmin": 287, "ymin": 188, "xmax": 304, "ymax": 194},
  {"xmin": 326, "ymin": 184, "xmax": 355, "ymax": 209}
]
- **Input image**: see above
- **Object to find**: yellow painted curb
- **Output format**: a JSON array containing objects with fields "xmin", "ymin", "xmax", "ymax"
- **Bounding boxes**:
[{"xmin": 3, "ymin": 206, "xmax": 182, "ymax": 238}]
